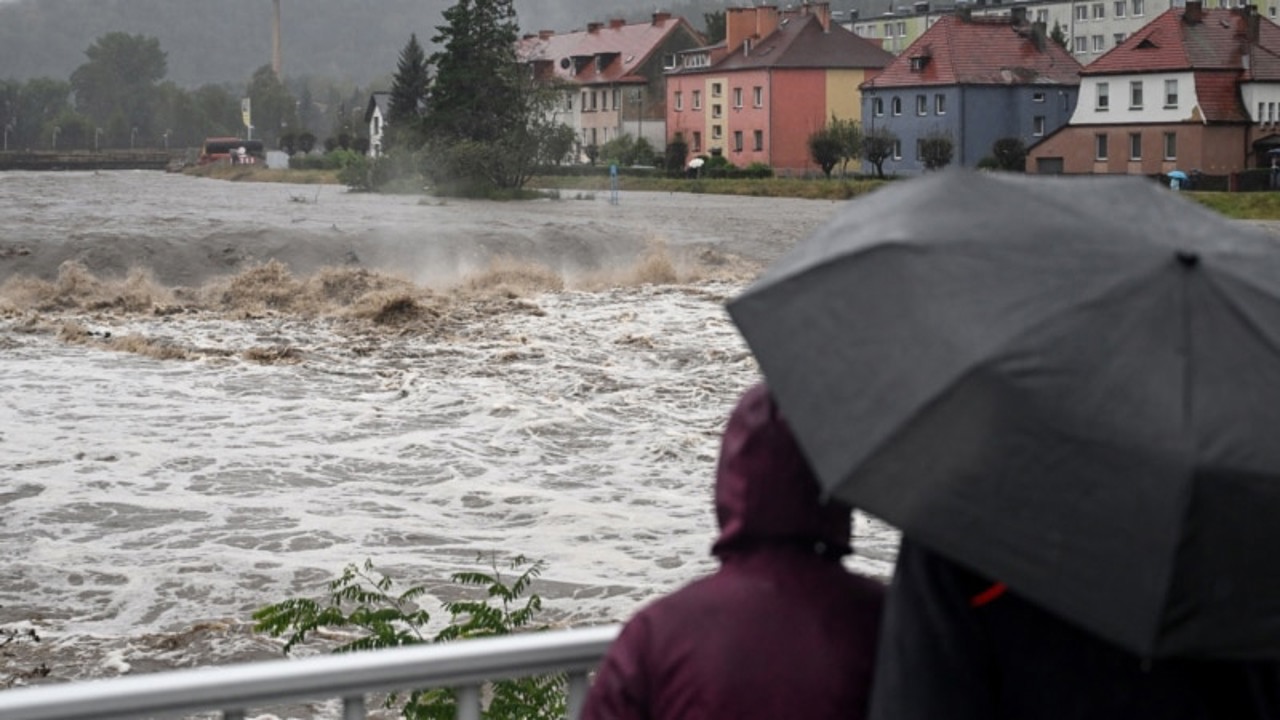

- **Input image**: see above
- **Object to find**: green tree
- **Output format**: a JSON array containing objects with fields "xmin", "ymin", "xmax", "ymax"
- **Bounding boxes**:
[
  {"xmin": 808, "ymin": 126, "xmax": 841, "ymax": 179},
  {"xmin": 426, "ymin": 0, "xmax": 522, "ymax": 145},
  {"xmin": 387, "ymin": 33, "xmax": 430, "ymax": 150},
  {"xmin": 829, "ymin": 116, "xmax": 863, "ymax": 178},
  {"xmin": 863, "ymin": 127, "xmax": 898, "ymax": 179},
  {"xmin": 919, "ymin": 131, "xmax": 954, "ymax": 170},
  {"xmin": 1050, "ymin": 21, "xmax": 1069, "ymax": 50},
  {"xmin": 664, "ymin": 134, "xmax": 688, "ymax": 177},
  {"xmin": 703, "ymin": 11, "xmax": 726, "ymax": 44},
  {"xmin": 537, "ymin": 122, "xmax": 577, "ymax": 166},
  {"xmin": 69, "ymin": 33, "xmax": 166, "ymax": 138},
  {"xmin": 246, "ymin": 64, "xmax": 298, "ymax": 147},
  {"xmin": 992, "ymin": 136, "xmax": 1028, "ymax": 172},
  {"xmin": 5, "ymin": 77, "xmax": 71, "ymax": 150}
]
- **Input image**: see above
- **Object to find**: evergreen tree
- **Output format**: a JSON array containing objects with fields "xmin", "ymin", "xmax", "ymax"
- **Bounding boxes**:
[
  {"xmin": 386, "ymin": 33, "xmax": 429, "ymax": 150},
  {"xmin": 426, "ymin": 0, "xmax": 522, "ymax": 145}
]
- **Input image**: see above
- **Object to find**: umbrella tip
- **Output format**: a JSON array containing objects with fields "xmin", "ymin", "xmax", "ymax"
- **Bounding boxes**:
[{"xmin": 1175, "ymin": 251, "xmax": 1200, "ymax": 269}]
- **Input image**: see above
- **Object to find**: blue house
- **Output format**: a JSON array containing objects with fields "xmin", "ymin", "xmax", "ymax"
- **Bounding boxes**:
[{"xmin": 859, "ymin": 7, "xmax": 1082, "ymax": 175}]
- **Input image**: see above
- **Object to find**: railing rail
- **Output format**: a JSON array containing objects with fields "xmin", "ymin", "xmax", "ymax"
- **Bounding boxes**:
[{"xmin": 0, "ymin": 624, "xmax": 620, "ymax": 720}]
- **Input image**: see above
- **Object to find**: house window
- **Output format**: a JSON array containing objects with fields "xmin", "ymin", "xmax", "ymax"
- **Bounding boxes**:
[
  {"xmin": 1097, "ymin": 82, "xmax": 1110, "ymax": 110},
  {"xmin": 692, "ymin": 131, "xmax": 702, "ymax": 152},
  {"xmin": 1260, "ymin": 101, "xmax": 1266, "ymax": 123},
  {"xmin": 692, "ymin": 90, "xmax": 702, "ymax": 109},
  {"xmin": 1034, "ymin": 91, "xmax": 1046, "ymax": 102},
  {"xmin": 1129, "ymin": 132, "xmax": 1142, "ymax": 160},
  {"xmin": 733, "ymin": 87, "xmax": 743, "ymax": 108},
  {"xmin": 1130, "ymin": 80, "xmax": 1143, "ymax": 109},
  {"xmin": 712, "ymin": 104, "xmax": 723, "ymax": 119},
  {"xmin": 873, "ymin": 97, "xmax": 885, "ymax": 116},
  {"xmin": 1164, "ymin": 79, "xmax": 1178, "ymax": 107},
  {"xmin": 885, "ymin": 21, "xmax": 895, "ymax": 36},
  {"xmin": 591, "ymin": 91, "xmax": 598, "ymax": 110},
  {"xmin": 753, "ymin": 86, "xmax": 763, "ymax": 107},
  {"xmin": 675, "ymin": 91, "xmax": 683, "ymax": 111},
  {"xmin": 1075, "ymin": 4, "xmax": 1088, "ymax": 20},
  {"xmin": 1074, "ymin": 36, "xmax": 1088, "ymax": 53},
  {"xmin": 1114, "ymin": 32, "xmax": 1127, "ymax": 45},
  {"xmin": 910, "ymin": 56, "xmax": 928, "ymax": 72},
  {"xmin": 916, "ymin": 94, "xmax": 928, "ymax": 115},
  {"xmin": 1132, "ymin": 0, "xmax": 1144, "ymax": 14},
  {"xmin": 892, "ymin": 97, "xmax": 903, "ymax": 115},
  {"xmin": 1096, "ymin": 133, "xmax": 1109, "ymax": 160},
  {"xmin": 753, "ymin": 129, "xmax": 763, "ymax": 151},
  {"xmin": 733, "ymin": 130, "xmax": 743, "ymax": 152},
  {"xmin": 591, "ymin": 128, "xmax": 598, "ymax": 145},
  {"xmin": 601, "ymin": 91, "xmax": 608, "ymax": 111},
  {"xmin": 935, "ymin": 94, "xmax": 946, "ymax": 114},
  {"xmin": 613, "ymin": 89, "xmax": 620, "ymax": 108},
  {"xmin": 712, "ymin": 124, "xmax": 722, "ymax": 140},
  {"xmin": 711, "ymin": 82, "xmax": 722, "ymax": 98},
  {"xmin": 892, "ymin": 139, "xmax": 903, "ymax": 160},
  {"xmin": 1093, "ymin": 2, "xmax": 1106, "ymax": 18},
  {"xmin": 1036, "ymin": 9, "xmax": 1049, "ymax": 22},
  {"xmin": 1093, "ymin": 35, "xmax": 1105, "ymax": 52},
  {"xmin": 1034, "ymin": 115, "xmax": 1046, "ymax": 136},
  {"xmin": 1114, "ymin": 0, "xmax": 1126, "ymax": 15},
  {"xmin": 916, "ymin": 138, "xmax": 925, "ymax": 160},
  {"xmin": 1164, "ymin": 132, "xmax": 1177, "ymax": 160},
  {"xmin": 897, "ymin": 21, "xmax": 906, "ymax": 36},
  {"xmin": 581, "ymin": 91, "xmax": 589, "ymax": 110}
]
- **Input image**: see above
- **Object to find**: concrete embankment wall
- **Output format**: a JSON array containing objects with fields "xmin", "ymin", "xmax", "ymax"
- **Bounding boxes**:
[{"xmin": 0, "ymin": 150, "xmax": 178, "ymax": 171}]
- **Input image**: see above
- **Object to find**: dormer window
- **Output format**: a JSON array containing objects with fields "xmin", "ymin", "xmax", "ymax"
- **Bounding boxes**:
[{"xmin": 910, "ymin": 56, "xmax": 930, "ymax": 71}]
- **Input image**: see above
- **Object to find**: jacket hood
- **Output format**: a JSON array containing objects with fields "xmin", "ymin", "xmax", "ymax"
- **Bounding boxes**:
[{"xmin": 711, "ymin": 383, "xmax": 853, "ymax": 559}]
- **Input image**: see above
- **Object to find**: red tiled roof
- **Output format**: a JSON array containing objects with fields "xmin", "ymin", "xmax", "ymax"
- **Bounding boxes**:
[
  {"xmin": 672, "ymin": 14, "xmax": 893, "ymax": 74},
  {"xmin": 1086, "ymin": 5, "xmax": 1280, "ymax": 78},
  {"xmin": 863, "ymin": 14, "xmax": 1081, "ymax": 88},
  {"xmin": 1196, "ymin": 71, "xmax": 1251, "ymax": 121},
  {"xmin": 516, "ymin": 16, "xmax": 700, "ymax": 86}
]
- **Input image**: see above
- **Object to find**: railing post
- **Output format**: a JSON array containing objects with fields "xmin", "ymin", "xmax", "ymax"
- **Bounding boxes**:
[
  {"xmin": 456, "ymin": 685, "xmax": 482, "ymax": 720},
  {"xmin": 565, "ymin": 671, "xmax": 591, "ymax": 720},
  {"xmin": 342, "ymin": 695, "xmax": 366, "ymax": 719}
]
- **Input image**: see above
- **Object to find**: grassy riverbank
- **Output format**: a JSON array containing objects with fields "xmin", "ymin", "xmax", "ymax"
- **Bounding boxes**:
[{"xmin": 181, "ymin": 164, "xmax": 1280, "ymax": 219}]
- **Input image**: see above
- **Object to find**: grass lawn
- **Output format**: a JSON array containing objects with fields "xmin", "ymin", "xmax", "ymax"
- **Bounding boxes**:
[{"xmin": 183, "ymin": 164, "xmax": 1280, "ymax": 221}]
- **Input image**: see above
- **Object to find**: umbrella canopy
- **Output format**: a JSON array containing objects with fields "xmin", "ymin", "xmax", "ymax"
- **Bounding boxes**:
[
  {"xmin": 1168, "ymin": 170, "xmax": 1189, "ymax": 180},
  {"xmin": 727, "ymin": 169, "xmax": 1280, "ymax": 660}
]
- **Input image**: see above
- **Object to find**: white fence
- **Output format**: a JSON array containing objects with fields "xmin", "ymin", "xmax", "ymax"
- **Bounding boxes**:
[{"xmin": 0, "ymin": 625, "xmax": 620, "ymax": 720}]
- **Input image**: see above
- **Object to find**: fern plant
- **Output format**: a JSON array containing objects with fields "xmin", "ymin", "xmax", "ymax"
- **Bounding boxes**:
[{"xmin": 252, "ymin": 554, "xmax": 565, "ymax": 720}]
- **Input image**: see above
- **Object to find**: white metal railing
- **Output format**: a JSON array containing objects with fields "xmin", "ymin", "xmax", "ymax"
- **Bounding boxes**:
[{"xmin": 0, "ymin": 624, "xmax": 620, "ymax": 720}]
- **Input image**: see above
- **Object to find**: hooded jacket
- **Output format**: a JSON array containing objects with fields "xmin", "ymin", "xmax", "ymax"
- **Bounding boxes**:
[{"xmin": 581, "ymin": 383, "xmax": 885, "ymax": 720}]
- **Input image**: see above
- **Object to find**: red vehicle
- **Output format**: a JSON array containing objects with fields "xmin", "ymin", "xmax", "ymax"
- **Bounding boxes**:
[{"xmin": 198, "ymin": 137, "xmax": 265, "ymax": 165}]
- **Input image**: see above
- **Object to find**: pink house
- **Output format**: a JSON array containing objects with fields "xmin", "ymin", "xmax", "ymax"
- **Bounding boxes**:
[{"xmin": 665, "ymin": 2, "xmax": 892, "ymax": 175}]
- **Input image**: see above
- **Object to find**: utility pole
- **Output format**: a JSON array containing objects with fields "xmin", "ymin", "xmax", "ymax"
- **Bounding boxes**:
[{"xmin": 272, "ymin": 0, "xmax": 282, "ymax": 78}]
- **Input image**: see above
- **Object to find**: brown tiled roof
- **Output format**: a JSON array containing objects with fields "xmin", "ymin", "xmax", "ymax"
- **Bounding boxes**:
[
  {"xmin": 1196, "ymin": 71, "xmax": 1250, "ymax": 121},
  {"xmin": 863, "ymin": 14, "xmax": 1081, "ymax": 88},
  {"xmin": 675, "ymin": 14, "xmax": 893, "ymax": 74},
  {"xmin": 1086, "ymin": 5, "xmax": 1280, "ymax": 79},
  {"xmin": 516, "ymin": 16, "xmax": 700, "ymax": 86}
]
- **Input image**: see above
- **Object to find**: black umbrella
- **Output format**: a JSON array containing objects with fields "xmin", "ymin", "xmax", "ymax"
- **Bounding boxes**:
[{"xmin": 727, "ymin": 169, "xmax": 1280, "ymax": 660}]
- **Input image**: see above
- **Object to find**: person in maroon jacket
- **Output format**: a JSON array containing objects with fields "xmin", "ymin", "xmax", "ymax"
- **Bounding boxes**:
[{"xmin": 581, "ymin": 383, "xmax": 885, "ymax": 720}]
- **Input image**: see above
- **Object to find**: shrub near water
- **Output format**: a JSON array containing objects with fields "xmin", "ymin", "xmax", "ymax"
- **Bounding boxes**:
[{"xmin": 253, "ymin": 555, "xmax": 564, "ymax": 720}]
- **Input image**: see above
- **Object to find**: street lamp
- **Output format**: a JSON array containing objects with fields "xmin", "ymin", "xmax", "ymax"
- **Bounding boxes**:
[
  {"xmin": 52, "ymin": 125, "xmax": 60, "ymax": 150},
  {"xmin": 130, "ymin": 126, "xmax": 137, "ymax": 149},
  {"xmin": 3, "ymin": 123, "xmax": 12, "ymax": 152},
  {"xmin": 162, "ymin": 129, "xmax": 171, "ymax": 150},
  {"xmin": 94, "ymin": 127, "xmax": 103, "ymax": 152}
]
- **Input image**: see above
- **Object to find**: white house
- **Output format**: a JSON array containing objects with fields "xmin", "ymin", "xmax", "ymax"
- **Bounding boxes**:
[{"xmin": 365, "ymin": 92, "xmax": 390, "ymax": 158}]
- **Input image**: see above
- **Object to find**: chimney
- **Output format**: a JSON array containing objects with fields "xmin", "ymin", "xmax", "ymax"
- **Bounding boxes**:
[
  {"xmin": 652, "ymin": 11, "xmax": 672, "ymax": 24},
  {"xmin": 958, "ymin": 5, "xmax": 973, "ymax": 21},
  {"xmin": 1010, "ymin": 6, "xmax": 1027, "ymax": 26},
  {"xmin": 587, "ymin": 21, "xmax": 602, "ymax": 33},
  {"xmin": 538, "ymin": 29, "xmax": 554, "ymax": 40},
  {"xmin": 1031, "ymin": 20, "xmax": 1047, "ymax": 50},
  {"xmin": 609, "ymin": 18, "xmax": 626, "ymax": 29},
  {"xmin": 1184, "ymin": 0, "xmax": 1203, "ymax": 24},
  {"xmin": 811, "ymin": 1, "xmax": 833, "ymax": 31}
]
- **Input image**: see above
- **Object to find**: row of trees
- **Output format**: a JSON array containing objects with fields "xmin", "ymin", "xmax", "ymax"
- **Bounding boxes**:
[
  {"xmin": 807, "ymin": 116, "xmax": 1029, "ymax": 179},
  {"xmin": 1, "ymin": 31, "xmax": 376, "ymax": 154}
]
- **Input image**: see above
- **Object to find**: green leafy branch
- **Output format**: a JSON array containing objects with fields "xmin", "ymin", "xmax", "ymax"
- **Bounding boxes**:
[{"xmin": 252, "ymin": 554, "xmax": 564, "ymax": 720}]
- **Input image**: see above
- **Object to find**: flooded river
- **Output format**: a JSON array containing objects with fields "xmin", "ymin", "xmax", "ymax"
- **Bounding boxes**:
[{"xmin": 0, "ymin": 171, "xmax": 899, "ymax": 696}]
